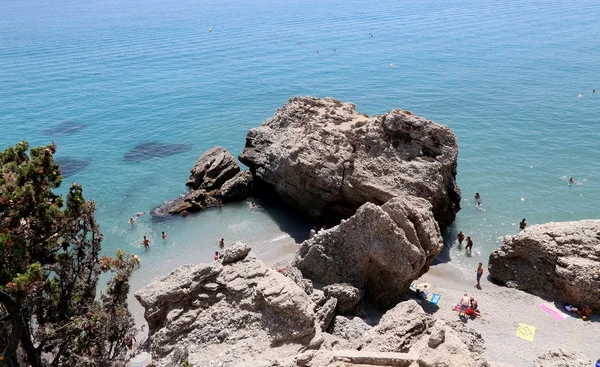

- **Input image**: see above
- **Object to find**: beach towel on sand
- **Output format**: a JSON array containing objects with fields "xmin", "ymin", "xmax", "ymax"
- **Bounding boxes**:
[
  {"xmin": 516, "ymin": 323, "xmax": 536, "ymax": 342},
  {"xmin": 539, "ymin": 303, "xmax": 568, "ymax": 321},
  {"xmin": 452, "ymin": 304, "xmax": 481, "ymax": 317}
]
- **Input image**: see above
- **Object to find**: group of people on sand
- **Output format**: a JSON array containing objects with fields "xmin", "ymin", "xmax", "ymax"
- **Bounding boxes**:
[
  {"xmin": 458, "ymin": 292, "xmax": 481, "ymax": 318},
  {"xmin": 308, "ymin": 225, "xmax": 327, "ymax": 239}
]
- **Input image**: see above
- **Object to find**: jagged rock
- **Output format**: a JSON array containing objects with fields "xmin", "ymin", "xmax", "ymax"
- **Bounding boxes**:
[
  {"xmin": 428, "ymin": 326, "xmax": 445, "ymax": 348},
  {"xmin": 410, "ymin": 320, "xmax": 489, "ymax": 367},
  {"xmin": 134, "ymin": 244, "xmax": 318, "ymax": 366},
  {"xmin": 221, "ymin": 242, "xmax": 252, "ymax": 264},
  {"xmin": 151, "ymin": 188, "xmax": 216, "ymax": 216},
  {"xmin": 361, "ymin": 300, "xmax": 431, "ymax": 353},
  {"xmin": 239, "ymin": 96, "xmax": 460, "ymax": 225},
  {"xmin": 152, "ymin": 147, "xmax": 249, "ymax": 217},
  {"xmin": 533, "ymin": 348, "xmax": 592, "ymax": 367},
  {"xmin": 294, "ymin": 199, "xmax": 443, "ymax": 305},
  {"xmin": 323, "ymin": 283, "xmax": 364, "ymax": 314},
  {"xmin": 311, "ymin": 289, "xmax": 326, "ymax": 306},
  {"xmin": 361, "ymin": 301, "xmax": 488, "ymax": 366},
  {"xmin": 280, "ymin": 266, "xmax": 313, "ymax": 295},
  {"xmin": 186, "ymin": 146, "xmax": 240, "ymax": 191},
  {"xmin": 329, "ymin": 316, "xmax": 372, "ymax": 345},
  {"xmin": 315, "ymin": 298, "xmax": 337, "ymax": 331},
  {"xmin": 488, "ymin": 220, "xmax": 600, "ymax": 309},
  {"xmin": 218, "ymin": 170, "xmax": 253, "ymax": 202}
]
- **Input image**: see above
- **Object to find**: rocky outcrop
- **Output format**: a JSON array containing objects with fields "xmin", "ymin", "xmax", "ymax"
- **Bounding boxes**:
[
  {"xmin": 488, "ymin": 220, "xmax": 600, "ymax": 309},
  {"xmin": 136, "ymin": 242, "xmax": 489, "ymax": 366},
  {"xmin": 218, "ymin": 170, "xmax": 253, "ymax": 202},
  {"xmin": 152, "ymin": 147, "xmax": 253, "ymax": 216},
  {"xmin": 134, "ymin": 244, "xmax": 318, "ymax": 366},
  {"xmin": 360, "ymin": 300, "xmax": 488, "ymax": 367},
  {"xmin": 294, "ymin": 197, "xmax": 443, "ymax": 305},
  {"xmin": 186, "ymin": 146, "xmax": 240, "ymax": 190},
  {"xmin": 239, "ymin": 96, "xmax": 460, "ymax": 225}
]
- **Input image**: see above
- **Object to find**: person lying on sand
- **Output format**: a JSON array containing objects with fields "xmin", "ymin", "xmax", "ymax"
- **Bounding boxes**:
[{"xmin": 578, "ymin": 305, "xmax": 592, "ymax": 320}]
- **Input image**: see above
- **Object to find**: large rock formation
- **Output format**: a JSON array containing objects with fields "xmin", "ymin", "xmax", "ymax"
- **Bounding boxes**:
[
  {"xmin": 488, "ymin": 220, "xmax": 600, "ymax": 309},
  {"xmin": 135, "ymin": 244, "xmax": 489, "ymax": 366},
  {"xmin": 294, "ymin": 197, "xmax": 443, "ymax": 305},
  {"xmin": 135, "ymin": 244, "xmax": 319, "ymax": 366},
  {"xmin": 239, "ymin": 96, "xmax": 460, "ymax": 225},
  {"xmin": 152, "ymin": 146, "xmax": 253, "ymax": 216}
]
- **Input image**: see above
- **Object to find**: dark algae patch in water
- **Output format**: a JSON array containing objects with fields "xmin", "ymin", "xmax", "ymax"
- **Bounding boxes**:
[
  {"xmin": 57, "ymin": 157, "xmax": 91, "ymax": 178},
  {"xmin": 42, "ymin": 121, "xmax": 87, "ymax": 137},
  {"xmin": 124, "ymin": 142, "xmax": 192, "ymax": 163}
]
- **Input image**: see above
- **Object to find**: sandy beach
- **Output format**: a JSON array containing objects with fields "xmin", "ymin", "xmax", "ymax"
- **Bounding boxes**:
[{"xmin": 414, "ymin": 262, "xmax": 598, "ymax": 366}]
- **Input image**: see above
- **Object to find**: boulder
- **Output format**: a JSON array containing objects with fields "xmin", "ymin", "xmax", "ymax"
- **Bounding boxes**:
[
  {"xmin": 151, "ymin": 189, "xmax": 216, "ymax": 216},
  {"xmin": 294, "ymin": 198, "xmax": 443, "ymax": 305},
  {"xmin": 152, "ymin": 147, "xmax": 250, "ymax": 217},
  {"xmin": 186, "ymin": 146, "xmax": 240, "ymax": 191},
  {"xmin": 329, "ymin": 316, "xmax": 372, "ymax": 345},
  {"xmin": 315, "ymin": 297, "xmax": 337, "ymax": 331},
  {"xmin": 221, "ymin": 241, "xmax": 252, "ymax": 264},
  {"xmin": 239, "ymin": 96, "xmax": 460, "ymax": 225},
  {"xmin": 134, "ymin": 244, "xmax": 318, "ymax": 366},
  {"xmin": 488, "ymin": 220, "xmax": 600, "ymax": 309},
  {"xmin": 219, "ymin": 170, "xmax": 253, "ymax": 202},
  {"xmin": 323, "ymin": 283, "xmax": 364, "ymax": 314}
]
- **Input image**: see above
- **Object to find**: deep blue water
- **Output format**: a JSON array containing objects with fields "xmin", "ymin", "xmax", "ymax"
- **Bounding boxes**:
[{"xmin": 2, "ymin": 0, "xmax": 600, "ymax": 305}]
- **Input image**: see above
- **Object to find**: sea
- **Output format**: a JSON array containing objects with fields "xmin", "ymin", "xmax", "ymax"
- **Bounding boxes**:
[{"xmin": 1, "ymin": 0, "xmax": 599, "ymax": 326}]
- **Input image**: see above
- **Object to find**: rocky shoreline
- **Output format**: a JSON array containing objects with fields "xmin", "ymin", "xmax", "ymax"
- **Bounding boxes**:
[{"xmin": 136, "ymin": 97, "xmax": 598, "ymax": 366}]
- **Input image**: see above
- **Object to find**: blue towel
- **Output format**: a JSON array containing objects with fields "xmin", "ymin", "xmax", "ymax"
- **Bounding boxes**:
[{"xmin": 429, "ymin": 293, "xmax": 441, "ymax": 305}]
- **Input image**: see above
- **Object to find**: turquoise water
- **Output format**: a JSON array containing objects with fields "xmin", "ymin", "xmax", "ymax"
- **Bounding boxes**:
[{"xmin": 2, "ymin": 0, "xmax": 600, "ymax": 313}]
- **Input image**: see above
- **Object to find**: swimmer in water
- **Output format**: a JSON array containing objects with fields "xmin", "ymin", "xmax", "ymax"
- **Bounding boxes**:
[
  {"xmin": 577, "ymin": 92, "xmax": 584, "ymax": 98},
  {"xmin": 519, "ymin": 218, "xmax": 527, "ymax": 230},
  {"xmin": 142, "ymin": 236, "xmax": 150, "ymax": 249},
  {"xmin": 162, "ymin": 231, "xmax": 167, "ymax": 240},
  {"xmin": 129, "ymin": 217, "xmax": 135, "ymax": 225},
  {"xmin": 569, "ymin": 177, "xmax": 575, "ymax": 185},
  {"xmin": 136, "ymin": 211, "xmax": 145, "ymax": 217},
  {"xmin": 474, "ymin": 193, "xmax": 482, "ymax": 206},
  {"xmin": 219, "ymin": 238, "xmax": 225, "ymax": 247}
]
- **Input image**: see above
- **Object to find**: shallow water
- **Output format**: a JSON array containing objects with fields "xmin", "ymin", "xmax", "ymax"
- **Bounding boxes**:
[{"xmin": 2, "ymin": 0, "xmax": 600, "ymax": 322}]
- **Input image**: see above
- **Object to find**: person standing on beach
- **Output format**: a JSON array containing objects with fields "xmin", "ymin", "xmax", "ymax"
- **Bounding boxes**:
[
  {"xmin": 474, "ymin": 193, "xmax": 482, "ymax": 206},
  {"xmin": 214, "ymin": 251, "xmax": 220, "ymax": 261},
  {"xmin": 466, "ymin": 236, "xmax": 473, "ymax": 252},
  {"xmin": 519, "ymin": 219, "xmax": 527, "ymax": 230},
  {"xmin": 142, "ymin": 236, "xmax": 150, "ymax": 249},
  {"xmin": 476, "ymin": 262, "xmax": 484, "ymax": 288},
  {"xmin": 309, "ymin": 227, "xmax": 317, "ymax": 239},
  {"xmin": 457, "ymin": 231, "xmax": 465, "ymax": 246},
  {"xmin": 318, "ymin": 225, "xmax": 327, "ymax": 235}
]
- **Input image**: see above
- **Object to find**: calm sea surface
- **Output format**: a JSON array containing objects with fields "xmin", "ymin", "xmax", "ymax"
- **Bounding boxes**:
[{"xmin": 2, "ymin": 0, "xmax": 600, "ymax": 319}]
